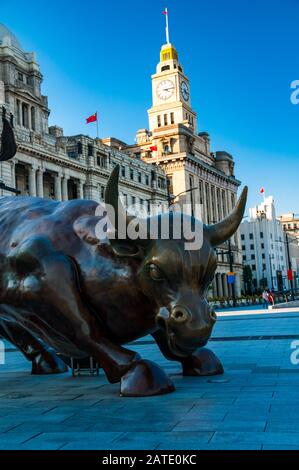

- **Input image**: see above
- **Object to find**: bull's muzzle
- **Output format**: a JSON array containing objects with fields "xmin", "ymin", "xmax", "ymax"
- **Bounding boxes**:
[{"xmin": 156, "ymin": 304, "xmax": 216, "ymax": 358}]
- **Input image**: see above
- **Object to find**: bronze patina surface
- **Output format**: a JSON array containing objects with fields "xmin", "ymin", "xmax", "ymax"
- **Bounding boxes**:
[{"xmin": 0, "ymin": 151, "xmax": 247, "ymax": 396}]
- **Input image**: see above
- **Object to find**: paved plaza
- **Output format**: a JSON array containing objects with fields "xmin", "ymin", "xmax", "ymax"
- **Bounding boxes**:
[{"xmin": 1, "ymin": 307, "xmax": 299, "ymax": 450}]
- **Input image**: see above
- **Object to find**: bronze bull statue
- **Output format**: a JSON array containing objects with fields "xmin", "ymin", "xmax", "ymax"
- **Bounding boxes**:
[{"xmin": 0, "ymin": 163, "xmax": 247, "ymax": 396}]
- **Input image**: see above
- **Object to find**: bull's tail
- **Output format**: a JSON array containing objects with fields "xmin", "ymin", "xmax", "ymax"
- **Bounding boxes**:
[{"xmin": 0, "ymin": 107, "xmax": 17, "ymax": 162}]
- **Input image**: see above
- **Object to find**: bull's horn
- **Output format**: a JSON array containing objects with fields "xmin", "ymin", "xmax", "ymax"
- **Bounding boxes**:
[
  {"xmin": 205, "ymin": 186, "xmax": 248, "ymax": 247},
  {"xmin": 105, "ymin": 164, "xmax": 132, "ymax": 232}
]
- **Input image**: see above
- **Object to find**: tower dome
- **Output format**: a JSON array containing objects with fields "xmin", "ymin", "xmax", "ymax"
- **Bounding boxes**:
[{"xmin": 0, "ymin": 24, "xmax": 22, "ymax": 50}]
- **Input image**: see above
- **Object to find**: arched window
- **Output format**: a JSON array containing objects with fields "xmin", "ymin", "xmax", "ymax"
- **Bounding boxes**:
[{"xmin": 22, "ymin": 103, "xmax": 29, "ymax": 128}]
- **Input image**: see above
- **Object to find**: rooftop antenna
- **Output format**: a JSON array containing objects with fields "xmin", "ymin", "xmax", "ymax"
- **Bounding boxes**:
[{"xmin": 162, "ymin": 8, "xmax": 170, "ymax": 44}]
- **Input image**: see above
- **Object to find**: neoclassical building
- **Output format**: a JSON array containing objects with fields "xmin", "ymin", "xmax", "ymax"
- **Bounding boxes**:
[
  {"xmin": 118, "ymin": 41, "xmax": 244, "ymax": 298},
  {"xmin": 0, "ymin": 24, "xmax": 168, "ymax": 214}
]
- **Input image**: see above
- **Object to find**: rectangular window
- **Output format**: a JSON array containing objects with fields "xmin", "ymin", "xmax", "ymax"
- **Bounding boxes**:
[
  {"xmin": 260, "ymin": 232, "xmax": 264, "ymax": 239},
  {"xmin": 158, "ymin": 177, "xmax": 166, "ymax": 189},
  {"xmin": 242, "ymin": 245, "xmax": 246, "ymax": 251},
  {"xmin": 249, "ymin": 233, "xmax": 254, "ymax": 240},
  {"xmin": 261, "ymin": 243, "xmax": 265, "ymax": 249},
  {"xmin": 97, "ymin": 154, "xmax": 107, "ymax": 168},
  {"xmin": 121, "ymin": 166, "xmax": 126, "ymax": 177},
  {"xmin": 170, "ymin": 112, "xmax": 174, "ymax": 124},
  {"xmin": 145, "ymin": 175, "xmax": 149, "ymax": 185},
  {"xmin": 243, "ymin": 255, "xmax": 246, "ymax": 261},
  {"xmin": 164, "ymin": 114, "xmax": 168, "ymax": 126},
  {"xmin": 157, "ymin": 115, "xmax": 161, "ymax": 128},
  {"xmin": 88, "ymin": 144, "xmax": 93, "ymax": 157},
  {"xmin": 138, "ymin": 172, "xmax": 142, "ymax": 183},
  {"xmin": 18, "ymin": 72, "xmax": 23, "ymax": 81},
  {"xmin": 241, "ymin": 234, "xmax": 245, "ymax": 241},
  {"xmin": 252, "ymin": 265, "xmax": 256, "ymax": 271},
  {"xmin": 198, "ymin": 180, "xmax": 203, "ymax": 205},
  {"xmin": 130, "ymin": 169, "xmax": 134, "ymax": 180},
  {"xmin": 251, "ymin": 254, "xmax": 255, "ymax": 260},
  {"xmin": 250, "ymin": 244, "xmax": 254, "ymax": 250}
]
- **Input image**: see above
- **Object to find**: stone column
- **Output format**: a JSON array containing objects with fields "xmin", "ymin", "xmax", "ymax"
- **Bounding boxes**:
[
  {"xmin": 211, "ymin": 278, "xmax": 217, "ymax": 298},
  {"xmin": 11, "ymin": 162, "xmax": 16, "ymax": 190},
  {"xmin": 37, "ymin": 169, "xmax": 44, "ymax": 198},
  {"xmin": 235, "ymin": 274, "xmax": 242, "ymax": 297},
  {"xmin": 29, "ymin": 166, "xmax": 37, "ymax": 197},
  {"xmin": 54, "ymin": 173, "xmax": 62, "ymax": 201},
  {"xmin": 217, "ymin": 273, "xmax": 223, "ymax": 298},
  {"xmin": 78, "ymin": 180, "xmax": 84, "ymax": 199},
  {"xmin": 62, "ymin": 175, "xmax": 69, "ymax": 201},
  {"xmin": 222, "ymin": 274, "xmax": 229, "ymax": 297}
]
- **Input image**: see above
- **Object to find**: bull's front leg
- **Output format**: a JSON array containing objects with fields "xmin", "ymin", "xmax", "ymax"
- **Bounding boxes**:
[{"xmin": 153, "ymin": 330, "xmax": 224, "ymax": 377}]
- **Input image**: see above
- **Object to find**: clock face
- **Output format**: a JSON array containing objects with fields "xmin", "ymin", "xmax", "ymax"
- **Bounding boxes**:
[
  {"xmin": 156, "ymin": 80, "xmax": 175, "ymax": 100},
  {"xmin": 181, "ymin": 81, "xmax": 189, "ymax": 101}
]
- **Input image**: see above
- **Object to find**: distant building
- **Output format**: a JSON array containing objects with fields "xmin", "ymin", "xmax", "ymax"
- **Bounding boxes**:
[
  {"xmin": 278, "ymin": 213, "xmax": 299, "ymax": 245},
  {"xmin": 278, "ymin": 213, "xmax": 299, "ymax": 291},
  {"xmin": 0, "ymin": 24, "xmax": 168, "ymax": 211},
  {"xmin": 240, "ymin": 197, "xmax": 288, "ymax": 292}
]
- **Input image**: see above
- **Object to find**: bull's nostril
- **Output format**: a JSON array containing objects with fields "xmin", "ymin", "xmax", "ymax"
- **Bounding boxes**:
[{"xmin": 171, "ymin": 307, "xmax": 190, "ymax": 323}]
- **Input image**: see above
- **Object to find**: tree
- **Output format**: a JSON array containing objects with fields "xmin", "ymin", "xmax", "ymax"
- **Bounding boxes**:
[{"xmin": 243, "ymin": 265, "xmax": 254, "ymax": 295}]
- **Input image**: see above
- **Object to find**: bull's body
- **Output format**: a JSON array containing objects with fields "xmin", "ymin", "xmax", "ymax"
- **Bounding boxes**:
[
  {"xmin": 0, "ymin": 165, "xmax": 247, "ymax": 397},
  {"xmin": 0, "ymin": 196, "xmax": 156, "ymax": 355}
]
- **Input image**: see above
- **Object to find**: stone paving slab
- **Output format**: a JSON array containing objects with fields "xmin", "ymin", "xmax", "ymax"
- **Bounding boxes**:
[{"xmin": 0, "ymin": 308, "xmax": 299, "ymax": 450}]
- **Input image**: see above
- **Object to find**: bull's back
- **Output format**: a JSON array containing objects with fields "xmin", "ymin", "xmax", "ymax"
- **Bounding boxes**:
[{"xmin": 0, "ymin": 196, "xmax": 98, "ymax": 254}]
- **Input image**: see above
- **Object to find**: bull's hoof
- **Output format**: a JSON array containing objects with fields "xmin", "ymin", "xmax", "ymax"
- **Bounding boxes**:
[
  {"xmin": 182, "ymin": 348, "xmax": 224, "ymax": 377},
  {"xmin": 31, "ymin": 353, "xmax": 68, "ymax": 375},
  {"xmin": 120, "ymin": 359, "xmax": 175, "ymax": 397}
]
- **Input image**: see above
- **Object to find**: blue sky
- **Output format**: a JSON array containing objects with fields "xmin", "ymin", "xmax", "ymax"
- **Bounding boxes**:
[{"xmin": 1, "ymin": 0, "xmax": 299, "ymax": 214}]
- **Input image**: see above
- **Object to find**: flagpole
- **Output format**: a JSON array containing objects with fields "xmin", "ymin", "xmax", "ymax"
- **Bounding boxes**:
[
  {"xmin": 96, "ymin": 112, "xmax": 99, "ymax": 139},
  {"xmin": 165, "ymin": 8, "xmax": 170, "ymax": 44}
]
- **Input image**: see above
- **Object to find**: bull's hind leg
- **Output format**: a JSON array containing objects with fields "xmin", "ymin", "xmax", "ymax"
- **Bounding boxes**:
[
  {"xmin": 0, "ymin": 320, "xmax": 68, "ymax": 375},
  {"xmin": 153, "ymin": 330, "xmax": 224, "ymax": 377}
]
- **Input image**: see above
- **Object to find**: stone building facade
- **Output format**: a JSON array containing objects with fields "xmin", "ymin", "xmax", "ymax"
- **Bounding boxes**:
[
  {"xmin": 0, "ymin": 24, "xmax": 168, "ymax": 214},
  {"xmin": 240, "ymin": 197, "xmax": 288, "ymax": 292}
]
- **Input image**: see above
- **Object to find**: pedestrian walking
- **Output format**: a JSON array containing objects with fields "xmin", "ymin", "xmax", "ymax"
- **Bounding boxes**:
[
  {"xmin": 268, "ymin": 290, "xmax": 275, "ymax": 306},
  {"xmin": 262, "ymin": 289, "xmax": 269, "ymax": 309}
]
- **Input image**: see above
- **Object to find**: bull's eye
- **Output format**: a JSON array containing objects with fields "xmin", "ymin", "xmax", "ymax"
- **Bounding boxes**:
[{"xmin": 148, "ymin": 264, "xmax": 164, "ymax": 282}]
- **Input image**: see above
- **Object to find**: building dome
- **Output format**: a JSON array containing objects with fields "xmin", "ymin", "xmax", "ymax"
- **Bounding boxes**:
[
  {"xmin": 0, "ymin": 24, "xmax": 22, "ymax": 50},
  {"xmin": 215, "ymin": 151, "xmax": 233, "ymax": 162}
]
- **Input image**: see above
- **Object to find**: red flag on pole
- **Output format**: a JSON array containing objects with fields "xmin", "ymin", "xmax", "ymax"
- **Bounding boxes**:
[
  {"xmin": 162, "ymin": 10, "xmax": 168, "ymax": 15},
  {"xmin": 86, "ymin": 112, "xmax": 97, "ymax": 124},
  {"xmin": 150, "ymin": 145, "xmax": 157, "ymax": 152},
  {"xmin": 260, "ymin": 187, "xmax": 265, "ymax": 195},
  {"xmin": 288, "ymin": 269, "xmax": 294, "ymax": 281}
]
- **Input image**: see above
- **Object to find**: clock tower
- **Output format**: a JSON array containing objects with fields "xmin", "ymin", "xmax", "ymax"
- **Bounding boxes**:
[{"xmin": 148, "ymin": 42, "xmax": 197, "ymax": 132}]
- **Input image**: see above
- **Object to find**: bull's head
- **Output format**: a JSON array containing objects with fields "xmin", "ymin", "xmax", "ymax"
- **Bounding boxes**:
[{"xmin": 105, "ymin": 165, "xmax": 248, "ymax": 357}]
